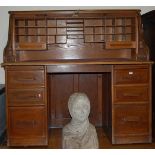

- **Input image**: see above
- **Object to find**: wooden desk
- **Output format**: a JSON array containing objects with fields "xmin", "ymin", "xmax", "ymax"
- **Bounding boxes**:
[{"xmin": 1, "ymin": 10, "xmax": 153, "ymax": 147}]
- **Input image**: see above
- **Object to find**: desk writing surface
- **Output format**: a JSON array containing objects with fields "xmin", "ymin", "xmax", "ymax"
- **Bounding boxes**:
[{"xmin": 1, "ymin": 60, "xmax": 154, "ymax": 67}]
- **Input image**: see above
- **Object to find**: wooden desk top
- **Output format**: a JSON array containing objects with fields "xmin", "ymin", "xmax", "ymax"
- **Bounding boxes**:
[{"xmin": 1, "ymin": 60, "xmax": 154, "ymax": 67}]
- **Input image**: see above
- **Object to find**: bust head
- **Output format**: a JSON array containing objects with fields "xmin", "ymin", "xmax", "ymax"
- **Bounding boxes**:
[{"xmin": 68, "ymin": 93, "xmax": 90, "ymax": 123}]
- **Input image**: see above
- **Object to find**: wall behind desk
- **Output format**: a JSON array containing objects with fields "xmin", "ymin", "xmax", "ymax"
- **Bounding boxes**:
[{"xmin": 0, "ymin": 6, "xmax": 155, "ymax": 84}]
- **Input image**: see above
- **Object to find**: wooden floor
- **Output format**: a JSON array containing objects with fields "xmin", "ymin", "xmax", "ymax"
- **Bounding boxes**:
[{"xmin": 1, "ymin": 128, "xmax": 155, "ymax": 149}]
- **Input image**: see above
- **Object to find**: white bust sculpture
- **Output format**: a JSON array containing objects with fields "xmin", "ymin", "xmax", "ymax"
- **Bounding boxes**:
[{"xmin": 62, "ymin": 92, "xmax": 99, "ymax": 149}]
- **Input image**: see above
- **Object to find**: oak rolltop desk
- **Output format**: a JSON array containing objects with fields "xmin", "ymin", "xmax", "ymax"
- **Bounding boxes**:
[{"xmin": 1, "ymin": 10, "xmax": 153, "ymax": 147}]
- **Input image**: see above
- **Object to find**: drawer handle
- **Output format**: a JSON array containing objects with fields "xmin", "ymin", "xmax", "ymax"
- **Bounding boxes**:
[
  {"xmin": 38, "ymin": 93, "xmax": 42, "ymax": 98},
  {"xmin": 123, "ymin": 75, "xmax": 140, "ymax": 81},
  {"xmin": 16, "ymin": 93, "xmax": 42, "ymax": 100},
  {"xmin": 123, "ymin": 93, "xmax": 141, "ymax": 97},
  {"xmin": 128, "ymin": 71, "xmax": 133, "ymax": 75},
  {"xmin": 16, "ymin": 120, "xmax": 38, "ymax": 128},
  {"xmin": 122, "ymin": 116, "xmax": 140, "ymax": 122},
  {"xmin": 16, "ymin": 77, "xmax": 36, "ymax": 82}
]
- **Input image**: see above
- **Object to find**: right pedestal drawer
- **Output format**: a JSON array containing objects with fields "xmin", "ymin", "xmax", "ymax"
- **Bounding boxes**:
[
  {"xmin": 112, "ymin": 64, "xmax": 152, "ymax": 144},
  {"xmin": 113, "ymin": 104, "xmax": 149, "ymax": 136},
  {"xmin": 113, "ymin": 85, "xmax": 149, "ymax": 103},
  {"xmin": 113, "ymin": 65, "xmax": 149, "ymax": 84}
]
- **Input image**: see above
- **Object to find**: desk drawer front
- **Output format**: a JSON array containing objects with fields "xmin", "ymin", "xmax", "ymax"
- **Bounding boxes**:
[
  {"xmin": 8, "ymin": 89, "xmax": 45, "ymax": 105},
  {"xmin": 7, "ymin": 70, "xmax": 45, "ymax": 88},
  {"xmin": 114, "ymin": 68, "xmax": 149, "ymax": 84},
  {"xmin": 114, "ymin": 86, "xmax": 149, "ymax": 103},
  {"xmin": 8, "ymin": 106, "xmax": 46, "ymax": 138},
  {"xmin": 114, "ymin": 65, "xmax": 149, "ymax": 84},
  {"xmin": 114, "ymin": 104, "xmax": 149, "ymax": 135}
]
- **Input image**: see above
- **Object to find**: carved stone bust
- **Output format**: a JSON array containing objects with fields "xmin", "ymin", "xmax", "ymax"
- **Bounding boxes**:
[{"xmin": 62, "ymin": 92, "xmax": 99, "ymax": 149}]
